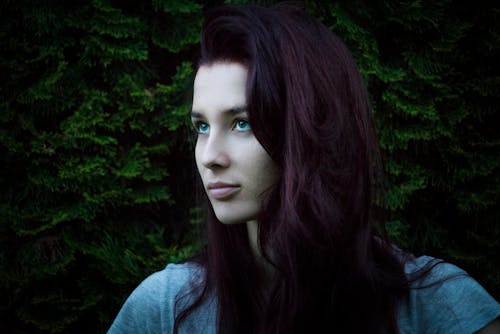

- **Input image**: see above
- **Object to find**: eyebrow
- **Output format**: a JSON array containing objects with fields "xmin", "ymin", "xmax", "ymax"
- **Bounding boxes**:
[{"xmin": 190, "ymin": 106, "xmax": 247, "ymax": 118}]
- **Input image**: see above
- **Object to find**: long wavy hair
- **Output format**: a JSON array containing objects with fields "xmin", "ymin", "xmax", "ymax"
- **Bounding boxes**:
[{"xmin": 176, "ymin": 4, "xmax": 410, "ymax": 333}]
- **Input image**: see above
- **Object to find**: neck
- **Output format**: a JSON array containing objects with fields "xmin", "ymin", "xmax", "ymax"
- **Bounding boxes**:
[{"xmin": 246, "ymin": 220, "xmax": 275, "ymax": 290}]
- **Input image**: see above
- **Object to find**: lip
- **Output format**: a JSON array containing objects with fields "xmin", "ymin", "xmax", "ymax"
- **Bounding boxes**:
[{"xmin": 207, "ymin": 182, "xmax": 241, "ymax": 200}]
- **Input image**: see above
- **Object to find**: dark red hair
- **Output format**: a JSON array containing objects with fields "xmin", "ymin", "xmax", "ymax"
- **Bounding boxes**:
[{"xmin": 176, "ymin": 4, "xmax": 409, "ymax": 333}]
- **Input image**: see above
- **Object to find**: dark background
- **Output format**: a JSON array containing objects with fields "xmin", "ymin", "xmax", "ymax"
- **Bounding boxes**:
[{"xmin": 1, "ymin": 0, "xmax": 498, "ymax": 332}]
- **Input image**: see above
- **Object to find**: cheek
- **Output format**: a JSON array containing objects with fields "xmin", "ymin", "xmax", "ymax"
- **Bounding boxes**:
[{"xmin": 243, "ymin": 145, "xmax": 279, "ymax": 189}]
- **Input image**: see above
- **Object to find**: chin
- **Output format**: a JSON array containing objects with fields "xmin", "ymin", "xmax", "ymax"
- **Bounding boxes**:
[
  {"xmin": 210, "ymin": 201, "xmax": 260, "ymax": 225},
  {"xmin": 212, "ymin": 204, "xmax": 257, "ymax": 225},
  {"xmin": 214, "ymin": 213, "xmax": 250, "ymax": 224}
]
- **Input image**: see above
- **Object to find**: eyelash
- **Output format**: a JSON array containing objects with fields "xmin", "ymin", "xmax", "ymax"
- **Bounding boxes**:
[
  {"xmin": 193, "ymin": 121, "xmax": 209, "ymax": 134},
  {"xmin": 233, "ymin": 119, "xmax": 251, "ymax": 131},
  {"xmin": 192, "ymin": 119, "xmax": 252, "ymax": 135}
]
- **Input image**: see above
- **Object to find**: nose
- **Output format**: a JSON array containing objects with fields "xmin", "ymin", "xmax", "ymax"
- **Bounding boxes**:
[{"xmin": 198, "ymin": 132, "xmax": 230, "ymax": 170}]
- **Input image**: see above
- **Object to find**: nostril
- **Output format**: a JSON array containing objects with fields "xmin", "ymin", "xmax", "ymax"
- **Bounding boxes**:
[
  {"xmin": 201, "ymin": 149, "xmax": 229, "ymax": 170},
  {"xmin": 205, "ymin": 154, "xmax": 230, "ymax": 169}
]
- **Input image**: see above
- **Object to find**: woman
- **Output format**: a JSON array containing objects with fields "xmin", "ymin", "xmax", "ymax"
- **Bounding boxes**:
[{"xmin": 109, "ymin": 4, "xmax": 499, "ymax": 333}]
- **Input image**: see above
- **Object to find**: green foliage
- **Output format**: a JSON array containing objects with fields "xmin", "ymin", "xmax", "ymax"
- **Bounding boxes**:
[
  {"xmin": 1, "ymin": 0, "xmax": 498, "ymax": 332},
  {"xmin": 1, "ymin": 0, "xmax": 202, "ymax": 332}
]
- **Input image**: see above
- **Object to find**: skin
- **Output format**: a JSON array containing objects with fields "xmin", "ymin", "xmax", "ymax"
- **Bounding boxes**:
[{"xmin": 191, "ymin": 62, "xmax": 279, "ymax": 258}]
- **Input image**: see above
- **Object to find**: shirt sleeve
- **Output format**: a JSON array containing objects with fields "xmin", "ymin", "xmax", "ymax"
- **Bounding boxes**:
[
  {"xmin": 107, "ymin": 268, "xmax": 171, "ymax": 334},
  {"xmin": 107, "ymin": 263, "xmax": 206, "ymax": 334},
  {"xmin": 400, "ymin": 257, "xmax": 500, "ymax": 334}
]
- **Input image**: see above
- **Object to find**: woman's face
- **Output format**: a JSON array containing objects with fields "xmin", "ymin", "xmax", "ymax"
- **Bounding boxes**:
[{"xmin": 192, "ymin": 62, "xmax": 279, "ymax": 224}]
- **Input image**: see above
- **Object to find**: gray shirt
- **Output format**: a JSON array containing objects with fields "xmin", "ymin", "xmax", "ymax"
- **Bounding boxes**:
[{"xmin": 109, "ymin": 255, "xmax": 500, "ymax": 333}]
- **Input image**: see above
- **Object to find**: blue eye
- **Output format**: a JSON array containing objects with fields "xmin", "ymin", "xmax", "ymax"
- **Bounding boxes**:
[
  {"xmin": 195, "ymin": 122, "xmax": 209, "ymax": 134},
  {"xmin": 234, "ymin": 119, "xmax": 251, "ymax": 132}
]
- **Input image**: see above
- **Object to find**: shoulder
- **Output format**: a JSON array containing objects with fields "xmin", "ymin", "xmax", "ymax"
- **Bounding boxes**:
[
  {"xmin": 398, "ymin": 255, "xmax": 500, "ymax": 334},
  {"xmin": 108, "ymin": 262, "xmax": 204, "ymax": 334}
]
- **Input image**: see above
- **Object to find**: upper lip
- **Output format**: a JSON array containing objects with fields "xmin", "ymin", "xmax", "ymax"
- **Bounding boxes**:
[{"xmin": 207, "ymin": 182, "xmax": 240, "ymax": 189}]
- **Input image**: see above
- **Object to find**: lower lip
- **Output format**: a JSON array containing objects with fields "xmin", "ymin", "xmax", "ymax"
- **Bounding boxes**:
[{"xmin": 208, "ymin": 186, "xmax": 240, "ymax": 200}]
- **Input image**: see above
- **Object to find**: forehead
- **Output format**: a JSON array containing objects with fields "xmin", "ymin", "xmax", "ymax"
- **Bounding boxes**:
[{"xmin": 192, "ymin": 62, "xmax": 248, "ymax": 113}]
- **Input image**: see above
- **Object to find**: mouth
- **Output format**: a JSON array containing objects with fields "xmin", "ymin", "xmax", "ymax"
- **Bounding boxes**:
[{"xmin": 207, "ymin": 182, "xmax": 241, "ymax": 200}]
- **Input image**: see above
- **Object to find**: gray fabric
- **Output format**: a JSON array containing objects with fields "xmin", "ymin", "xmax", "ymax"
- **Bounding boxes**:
[{"xmin": 108, "ymin": 256, "xmax": 499, "ymax": 334}]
